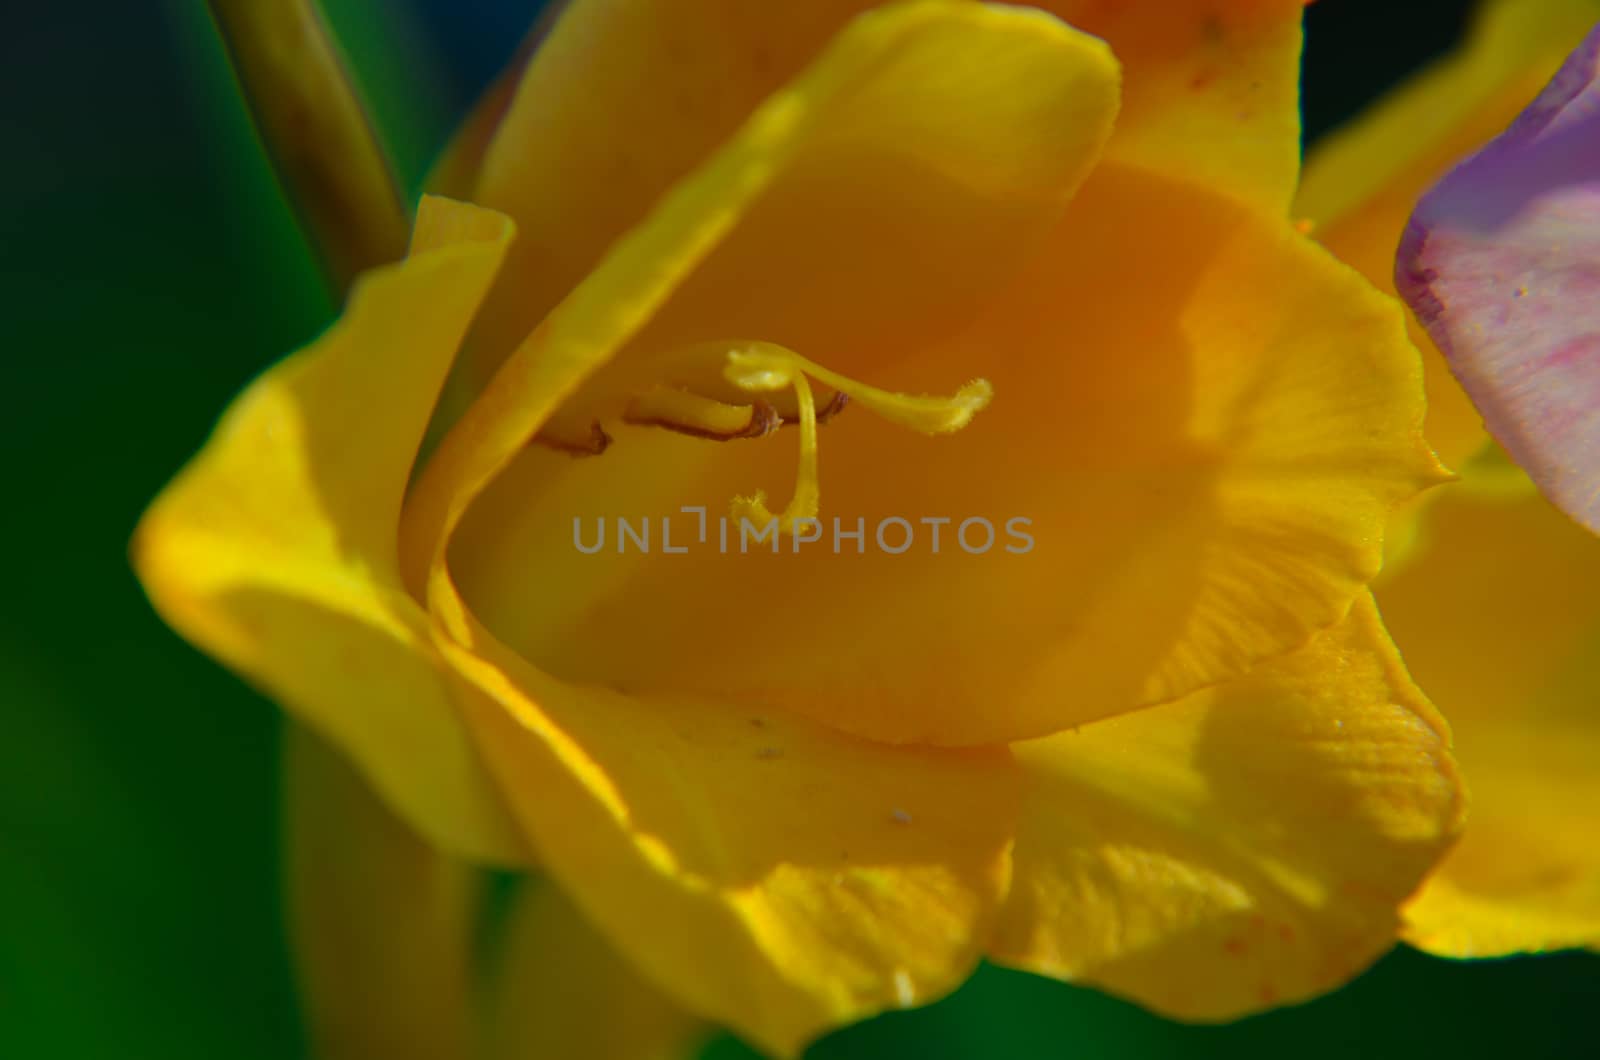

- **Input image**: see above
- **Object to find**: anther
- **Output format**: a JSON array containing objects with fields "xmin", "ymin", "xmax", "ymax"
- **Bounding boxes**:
[{"xmin": 623, "ymin": 386, "xmax": 781, "ymax": 440}]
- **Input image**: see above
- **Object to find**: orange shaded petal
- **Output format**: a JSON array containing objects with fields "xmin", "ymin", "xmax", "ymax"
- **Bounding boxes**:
[
  {"xmin": 453, "ymin": 0, "xmax": 1305, "ymax": 391},
  {"xmin": 457, "ymin": 163, "xmax": 1440, "ymax": 747},
  {"xmin": 1042, "ymin": 0, "xmax": 1306, "ymax": 211},
  {"xmin": 458, "ymin": 0, "xmax": 882, "ymax": 389}
]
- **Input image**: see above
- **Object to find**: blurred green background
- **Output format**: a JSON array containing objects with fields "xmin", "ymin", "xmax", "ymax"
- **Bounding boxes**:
[{"xmin": 2, "ymin": 1, "xmax": 1596, "ymax": 1057}]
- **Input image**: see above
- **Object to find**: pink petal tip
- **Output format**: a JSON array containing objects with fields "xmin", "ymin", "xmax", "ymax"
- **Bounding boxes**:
[{"xmin": 1396, "ymin": 22, "xmax": 1600, "ymax": 534}]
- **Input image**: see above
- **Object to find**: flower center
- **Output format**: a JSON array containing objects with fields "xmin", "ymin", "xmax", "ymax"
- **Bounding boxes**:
[{"xmin": 615, "ymin": 340, "xmax": 992, "ymax": 535}]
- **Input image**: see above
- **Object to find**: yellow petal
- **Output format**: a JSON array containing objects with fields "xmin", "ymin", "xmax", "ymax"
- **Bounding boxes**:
[
  {"xmin": 1297, "ymin": 0, "xmax": 1600, "ymax": 472},
  {"xmin": 1378, "ymin": 481, "xmax": 1600, "ymax": 955},
  {"xmin": 457, "ymin": 0, "xmax": 877, "ymax": 390},
  {"xmin": 132, "ymin": 197, "xmax": 524, "ymax": 864},
  {"xmin": 454, "ymin": 0, "xmax": 1126, "ymax": 390},
  {"xmin": 1040, "ymin": 0, "xmax": 1306, "ymax": 211},
  {"xmin": 989, "ymin": 594, "xmax": 1464, "ymax": 1018},
  {"xmin": 439, "ymin": 611, "xmax": 1018, "ymax": 1058},
  {"xmin": 457, "ymin": 163, "xmax": 1441, "ymax": 747}
]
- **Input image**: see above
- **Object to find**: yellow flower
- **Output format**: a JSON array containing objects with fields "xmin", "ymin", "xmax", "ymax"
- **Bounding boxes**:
[
  {"xmin": 1298, "ymin": 0, "xmax": 1600, "ymax": 956},
  {"xmin": 137, "ymin": 1, "xmax": 1463, "ymax": 1053}
]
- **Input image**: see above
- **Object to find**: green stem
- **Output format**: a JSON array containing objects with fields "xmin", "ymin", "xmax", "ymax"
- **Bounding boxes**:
[{"xmin": 206, "ymin": 0, "xmax": 410, "ymax": 296}]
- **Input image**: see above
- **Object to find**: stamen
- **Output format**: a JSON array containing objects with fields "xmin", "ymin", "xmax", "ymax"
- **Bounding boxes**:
[
  {"xmin": 715, "ymin": 341, "xmax": 991, "ymax": 536},
  {"xmin": 623, "ymin": 386, "xmax": 780, "ymax": 440},
  {"xmin": 531, "ymin": 407, "xmax": 611, "ymax": 456},
  {"xmin": 812, "ymin": 389, "xmax": 851, "ymax": 425}
]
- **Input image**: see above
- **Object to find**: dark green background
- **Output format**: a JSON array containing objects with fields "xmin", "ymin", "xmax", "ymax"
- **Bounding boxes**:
[{"xmin": 2, "ymin": 1, "xmax": 1594, "ymax": 1056}]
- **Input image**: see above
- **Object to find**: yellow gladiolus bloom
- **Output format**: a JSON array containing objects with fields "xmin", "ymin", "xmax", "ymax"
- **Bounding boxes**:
[
  {"xmin": 1300, "ymin": 0, "xmax": 1600, "ymax": 956},
  {"xmin": 137, "ymin": 1, "xmax": 1465, "ymax": 1053}
]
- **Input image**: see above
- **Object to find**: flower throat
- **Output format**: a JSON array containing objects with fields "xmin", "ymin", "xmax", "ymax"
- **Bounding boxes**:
[{"xmin": 539, "ymin": 341, "xmax": 992, "ymax": 535}]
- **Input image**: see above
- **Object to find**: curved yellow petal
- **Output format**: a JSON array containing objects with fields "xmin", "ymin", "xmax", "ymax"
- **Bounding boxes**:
[
  {"xmin": 457, "ymin": 163, "xmax": 1440, "ymax": 747},
  {"xmin": 439, "ymin": 610, "xmax": 1018, "ymax": 1058},
  {"xmin": 458, "ymin": 0, "xmax": 881, "ymax": 390},
  {"xmin": 1378, "ymin": 481, "xmax": 1600, "ymax": 955},
  {"xmin": 1297, "ymin": 0, "xmax": 1600, "ymax": 472},
  {"xmin": 989, "ymin": 595, "xmax": 1464, "ymax": 1018},
  {"xmin": 132, "ymin": 197, "xmax": 524, "ymax": 864},
  {"xmin": 1042, "ymin": 0, "xmax": 1306, "ymax": 211},
  {"xmin": 483, "ymin": 879, "xmax": 708, "ymax": 1060}
]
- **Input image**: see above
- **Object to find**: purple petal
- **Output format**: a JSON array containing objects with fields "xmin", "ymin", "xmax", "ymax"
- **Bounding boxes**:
[{"xmin": 1396, "ymin": 22, "xmax": 1600, "ymax": 533}]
